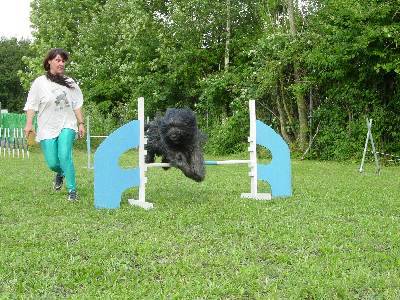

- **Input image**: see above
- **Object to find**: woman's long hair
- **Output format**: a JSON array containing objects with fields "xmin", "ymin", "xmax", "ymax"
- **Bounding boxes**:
[{"xmin": 43, "ymin": 48, "xmax": 73, "ymax": 88}]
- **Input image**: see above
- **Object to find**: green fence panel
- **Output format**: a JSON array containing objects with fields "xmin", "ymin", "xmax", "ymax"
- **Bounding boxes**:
[{"xmin": 0, "ymin": 113, "xmax": 37, "ymax": 129}]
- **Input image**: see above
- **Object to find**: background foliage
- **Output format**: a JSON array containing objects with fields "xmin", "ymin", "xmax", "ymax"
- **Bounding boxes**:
[
  {"xmin": 3, "ymin": 0, "xmax": 400, "ymax": 159},
  {"xmin": 0, "ymin": 38, "xmax": 31, "ymax": 112}
]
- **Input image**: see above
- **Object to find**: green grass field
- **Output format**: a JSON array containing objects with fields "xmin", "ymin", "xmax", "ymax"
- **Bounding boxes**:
[{"xmin": 1, "ymin": 147, "xmax": 399, "ymax": 299}]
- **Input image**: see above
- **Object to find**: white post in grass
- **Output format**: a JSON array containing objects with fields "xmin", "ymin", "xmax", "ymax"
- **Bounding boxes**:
[
  {"xmin": 86, "ymin": 116, "xmax": 91, "ymax": 169},
  {"xmin": 12, "ymin": 128, "xmax": 15, "ymax": 158},
  {"xmin": 241, "ymin": 100, "xmax": 271, "ymax": 200},
  {"xmin": 249, "ymin": 99, "xmax": 258, "ymax": 196},
  {"xmin": 86, "ymin": 116, "xmax": 109, "ymax": 169},
  {"xmin": 20, "ymin": 128, "xmax": 25, "ymax": 159},
  {"xmin": 7, "ymin": 128, "xmax": 11, "ymax": 157},
  {"xmin": 128, "ymin": 97, "xmax": 154, "ymax": 209},
  {"xmin": 16, "ymin": 128, "xmax": 20, "ymax": 158},
  {"xmin": 26, "ymin": 127, "xmax": 30, "ymax": 159},
  {"xmin": 0, "ymin": 127, "xmax": 2, "ymax": 158},
  {"xmin": 4, "ymin": 127, "xmax": 7, "ymax": 158}
]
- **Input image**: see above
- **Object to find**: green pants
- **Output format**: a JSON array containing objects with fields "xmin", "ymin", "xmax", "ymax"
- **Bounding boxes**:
[{"xmin": 40, "ymin": 128, "xmax": 77, "ymax": 191}]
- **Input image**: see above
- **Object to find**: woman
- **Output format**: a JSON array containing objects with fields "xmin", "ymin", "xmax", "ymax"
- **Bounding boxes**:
[{"xmin": 24, "ymin": 48, "xmax": 85, "ymax": 201}]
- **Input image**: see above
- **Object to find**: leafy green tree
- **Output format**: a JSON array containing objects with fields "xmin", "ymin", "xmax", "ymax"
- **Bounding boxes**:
[
  {"xmin": 252, "ymin": 0, "xmax": 310, "ymax": 148},
  {"xmin": 0, "ymin": 38, "xmax": 31, "ymax": 112},
  {"xmin": 21, "ymin": 0, "xmax": 399, "ymax": 158},
  {"xmin": 71, "ymin": 0, "xmax": 160, "ymax": 117},
  {"xmin": 302, "ymin": 0, "xmax": 400, "ymax": 157},
  {"xmin": 20, "ymin": 0, "xmax": 103, "ymax": 89}
]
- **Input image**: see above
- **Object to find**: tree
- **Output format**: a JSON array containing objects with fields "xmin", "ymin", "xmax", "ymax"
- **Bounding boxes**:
[
  {"xmin": 0, "ymin": 38, "xmax": 31, "ymax": 112},
  {"xmin": 20, "ymin": 0, "xmax": 103, "ymax": 89},
  {"xmin": 302, "ymin": 0, "xmax": 400, "ymax": 157},
  {"xmin": 253, "ymin": 0, "xmax": 310, "ymax": 148},
  {"xmin": 21, "ymin": 0, "xmax": 399, "ymax": 157},
  {"xmin": 286, "ymin": 0, "xmax": 308, "ymax": 151}
]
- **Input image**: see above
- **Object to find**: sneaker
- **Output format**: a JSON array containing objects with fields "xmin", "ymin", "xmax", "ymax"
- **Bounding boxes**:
[
  {"xmin": 68, "ymin": 190, "xmax": 78, "ymax": 201},
  {"xmin": 54, "ymin": 173, "xmax": 64, "ymax": 191}
]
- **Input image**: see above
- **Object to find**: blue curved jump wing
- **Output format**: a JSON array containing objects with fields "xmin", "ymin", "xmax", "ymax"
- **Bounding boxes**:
[
  {"xmin": 256, "ymin": 120, "xmax": 292, "ymax": 197},
  {"xmin": 94, "ymin": 120, "xmax": 140, "ymax": 209}
]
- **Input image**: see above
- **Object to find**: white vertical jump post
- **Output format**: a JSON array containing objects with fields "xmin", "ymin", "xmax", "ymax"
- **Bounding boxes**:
[
  {"xmin": 128, "ymin": 97, "xmax": 154, "ymax": 209},
  {"xmin": 240, "ymin": 100, "xmax": 271, "ymax": 200},
  {"xmin": 7, "ymin": 128, "xmax": 10, "ymax": 157},
  {"xmin": 86, "ymin": 116, "xmax": 109, "ymax": 169},
  {"xmin": 0, "ymin": 127, "xmax": 3, "ymax": 157},
  {"xmin": 86, "ymin": 116, "xmax": 91, "ymax": 169},
  {"xmin": 12, "ymin": 128, "xmax": 15, "ymax": 158}
]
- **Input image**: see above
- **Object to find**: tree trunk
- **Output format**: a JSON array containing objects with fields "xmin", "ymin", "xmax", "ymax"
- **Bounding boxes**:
[
  {"xmin": 280, "ymin": 77, "xmax": 295, "ymax": 132},
  {"xmin": 276, "ymin": 97, "xmax": 291, "ymax": 143},
  {"xmin": 287, "ymin": 0, "xmax": 308, "ymax": 150},
  {"xmin": 294, "ymin": 71, "xmax": 308, "ymax": 149},
  {"xmin": 224, "ymin": 0, "xmax": 231, "ymax": 71},
  {"xmin": 287, "ymin": 0, "xmax": 296, "ymax": 35}
]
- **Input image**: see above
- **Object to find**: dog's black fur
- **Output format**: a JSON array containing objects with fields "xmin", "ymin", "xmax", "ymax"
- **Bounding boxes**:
[{"xmin": 144, "ymin": 108, "xmax": 206, "ymax": 182}]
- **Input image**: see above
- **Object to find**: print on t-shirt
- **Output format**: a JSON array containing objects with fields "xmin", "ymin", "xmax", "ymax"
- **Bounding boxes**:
[{"xmin": 52, "ymin": 87, "xmax": 70, "ymax": 111}]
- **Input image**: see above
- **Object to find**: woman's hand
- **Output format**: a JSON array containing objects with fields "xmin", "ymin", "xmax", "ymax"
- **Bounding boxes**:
[
  {"xmin": 24, "ymin": 110, "xmax": 36, "ymax": 138},
  {"xmin": 24, "ymin": 124, "xmax": 35, "ymax": 138},
  {"xmin": 78, "ymin": 123, "xmax": 85, "ymax": 138}
]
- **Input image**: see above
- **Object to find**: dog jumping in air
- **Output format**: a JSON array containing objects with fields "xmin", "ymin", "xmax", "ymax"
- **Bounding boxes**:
[{"xmin": 144, "ymin": 108, "xmax": 206, "ymax": 182}]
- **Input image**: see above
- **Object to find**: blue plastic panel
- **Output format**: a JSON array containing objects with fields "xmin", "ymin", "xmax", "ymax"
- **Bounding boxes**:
[
  {"xmin": 256, "ymin": 120, "xmax": 292, "ymax": 197},
  {"xmin": 94, "ymin": 120, "xmax": 140, "ymax": 209}
]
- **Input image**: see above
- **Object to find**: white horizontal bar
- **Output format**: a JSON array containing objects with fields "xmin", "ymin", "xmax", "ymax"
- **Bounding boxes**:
[
  {"xmin": 146, "ymin": 160, "xmax": 251, "ymax": 168},
  {"xmin": 90, "ymin": 135, "xmax": 108, "ymax": 138},
  {"xmin": 205, "ymin": 160, "xmax": 250, "ymax": 165},
  {"xmin": 147, "ymin": 163, "xmax": 171, "ymax": 168}
]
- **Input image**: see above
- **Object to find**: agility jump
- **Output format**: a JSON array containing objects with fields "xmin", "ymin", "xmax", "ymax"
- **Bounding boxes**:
[{"xmin": 94, "ymin": 97, "xmax": 292, "ymax": 209}]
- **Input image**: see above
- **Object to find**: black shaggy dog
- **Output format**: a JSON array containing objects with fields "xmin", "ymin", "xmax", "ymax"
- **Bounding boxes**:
[{"xmin": 144, "ymin": 108, "xmax": 206, "ymax": 182}]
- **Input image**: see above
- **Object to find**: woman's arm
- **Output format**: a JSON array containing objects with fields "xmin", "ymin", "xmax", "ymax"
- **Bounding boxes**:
[
  {"xmin": 24, "ymin": 109, "xmax": 36, "ymax": 137},
  {"xmin": 74, "ymin": 107, "xmax": 85, "ymax": 138}
]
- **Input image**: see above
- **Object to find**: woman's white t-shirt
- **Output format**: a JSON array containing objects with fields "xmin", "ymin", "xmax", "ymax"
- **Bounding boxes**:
[{"xmin": 24, "ymin": 75, "xmax": 83, "ymax": 142}]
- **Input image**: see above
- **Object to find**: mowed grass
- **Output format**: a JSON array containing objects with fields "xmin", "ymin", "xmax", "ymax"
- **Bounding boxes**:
[{"xmin": 0, "ymin": 146, "xmax": 399, "ymax": 299}]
